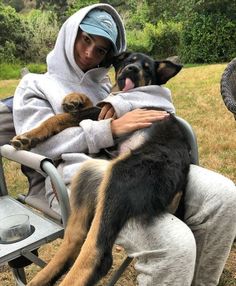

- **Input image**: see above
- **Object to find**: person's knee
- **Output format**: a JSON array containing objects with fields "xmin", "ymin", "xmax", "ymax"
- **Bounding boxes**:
[
  {"xmin": 167, "ymin": 221, "xmax": 196, "ymax": 266},
  {"xmin": 186, "ymin": 165, "xmax": 236, "ymax": 217},
  {"xmin": 133, "ymin": 218, "xmax": 196, "ymax": 286},
  {"xmin": 205, "ymin": 170, "xmax": 236, "ymax": 213},
  {"xmin": 118, "ymin": 215, "xmax": 196, "ymax": 267},
  {"xmin": 218, "ymin": 180, "xmax": 236, "ymax": 220}
]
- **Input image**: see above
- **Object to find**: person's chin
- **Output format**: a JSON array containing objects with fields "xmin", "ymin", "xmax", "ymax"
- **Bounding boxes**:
[{"xmin": 77, "ymin": 59, "xmax": 93, "ymax": 71}]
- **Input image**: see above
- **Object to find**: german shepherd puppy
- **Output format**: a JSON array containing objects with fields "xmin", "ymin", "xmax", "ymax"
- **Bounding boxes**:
[{"xmin": 12, "ymin": 52, "xmax": 191, "ymax": 286}]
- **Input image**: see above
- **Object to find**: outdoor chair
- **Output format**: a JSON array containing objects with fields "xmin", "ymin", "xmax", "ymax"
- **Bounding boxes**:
[
  {"xmin": 0, "ymin": 95, "xmax": 199, "ymax": 286},
  {"xmin": 220, "ymin": 57, "xmax": 236, "ymax": 120}
]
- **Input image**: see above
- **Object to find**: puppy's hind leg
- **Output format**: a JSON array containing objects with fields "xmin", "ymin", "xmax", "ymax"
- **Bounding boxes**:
[{"xmin": 27, "ymin": 159, "xmax": 109, "ymax": 286}]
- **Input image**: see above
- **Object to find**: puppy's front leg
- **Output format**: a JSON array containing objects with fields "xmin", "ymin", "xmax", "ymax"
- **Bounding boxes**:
[{"xmin": 11, "ymin": 113, "xmax": 77, "ymax": 150}]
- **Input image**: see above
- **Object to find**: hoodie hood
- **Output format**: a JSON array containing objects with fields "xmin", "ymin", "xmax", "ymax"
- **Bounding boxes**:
[{"xmin": 47, "ymin": 3, "xmax": 126, "ymax": 84}]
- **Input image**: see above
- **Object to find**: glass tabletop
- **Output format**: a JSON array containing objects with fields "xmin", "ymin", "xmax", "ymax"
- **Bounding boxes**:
[{"xmin": 0, "ymin": 196, "xmax": 64, "ymax": 265}]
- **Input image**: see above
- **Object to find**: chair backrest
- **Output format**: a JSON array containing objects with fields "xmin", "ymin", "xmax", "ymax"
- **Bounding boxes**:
[
  {"xmin": 0, "ymin": 96, "xmax": 15, "ymax": 146},
  {"xmin": 176, "ymin": 116, "xmax": 199, "ymax": 165},
  {"xmin": 220, "ymin": 58, "xmax": 236, "ymax": 120},
  {"xmin": 0, "ymin": 96, "xmax": 15, "ymax": 197}
]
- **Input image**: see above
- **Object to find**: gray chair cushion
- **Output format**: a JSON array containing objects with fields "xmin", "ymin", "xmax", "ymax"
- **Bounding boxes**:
[{"xmin": 0, "ymin": 97, "xmax": 15, "ymax": 146}]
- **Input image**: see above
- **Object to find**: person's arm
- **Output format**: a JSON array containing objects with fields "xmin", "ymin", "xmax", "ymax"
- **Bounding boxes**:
[
  {"xmin": 13, "ymin": 76, "xmax": 115, "ymax": 159},
  {"xmin": 98, "ymin": 86, "xmax": 175, "ymax": 119},
  {"xmin": 110, "ymin": 108, "xmax": 170, "ymax": 137}
]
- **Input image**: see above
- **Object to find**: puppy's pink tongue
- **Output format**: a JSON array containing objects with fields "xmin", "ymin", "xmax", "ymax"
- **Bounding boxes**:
[{"xmin": 122, "ymin": 78, "xmax": 135, "ymax": 91}]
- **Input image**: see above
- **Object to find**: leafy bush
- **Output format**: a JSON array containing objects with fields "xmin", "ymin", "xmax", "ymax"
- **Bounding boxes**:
[
  {"xmin": 126, "ymin": 29, "xmax": 150, "ymax": 54},
  {"xmin": 0, "ymin": 2, "xmax": 59, "ymax": 64},
  {"xmin": 67, "ymin": 0, "xmax": 99, "ymax": 16},
  {"xmin": 0, "ymin": 41, "xmax": 17, "ymax": 63},
  {"xmin": 127, "ymin": 21, "xmax": 182, "ymax": 59},
  {"xmin": 124, "ymin": 1, "xmax": 150, "ymax": 30},
  {"xmin": 3, "ymin": 0, "xmax": 24, "ymax": 12},
  {"xmin": 26, "ymin": 63, "xmax": 47, "ymax": 74},
  {"xmin": 0, "ymin": 3, "xmax": 29, "ymax": 62},
  {"xmin": 24, "ymin": 10, "xmax": 59, "ymax": 63},
  {"xmin": 180, "ymin": 13, "xmax": 236, "ymax": 63},
  {"xmin": 145, "ymin": 21, "xmax": 182, "ymax": 59}
]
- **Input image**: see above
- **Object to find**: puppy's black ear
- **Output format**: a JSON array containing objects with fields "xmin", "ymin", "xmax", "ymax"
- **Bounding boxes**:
[
  {"xmin": 112, "ymin": 51, "xmax": 131, "ymax": 69},
  {"xmin": 155, "ymin": 60, "xmax": 183, "ymax": 85},
  {"xmin": 101, "ymin": 51, "xmax": 131, "ymax": 68}
]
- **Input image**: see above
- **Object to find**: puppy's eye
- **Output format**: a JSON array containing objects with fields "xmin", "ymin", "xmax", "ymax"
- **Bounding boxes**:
[
  {"xmin": 144, "ymin": 62, "xmax": 150, "ymax": 71},
  {"xmin": 127, "ymin": 57, "xmax": 137, "ymax": 64}
]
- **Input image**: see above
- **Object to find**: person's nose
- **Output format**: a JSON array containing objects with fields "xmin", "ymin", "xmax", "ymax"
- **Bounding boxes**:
[{"xmin": 85, "ymin": 45, "xmax": 95, "ymax": 59}]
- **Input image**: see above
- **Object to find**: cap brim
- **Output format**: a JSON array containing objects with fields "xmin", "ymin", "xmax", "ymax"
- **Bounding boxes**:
[{"xmin": 80, "ymin": 24, "xmax": 117, "ymax": 53}]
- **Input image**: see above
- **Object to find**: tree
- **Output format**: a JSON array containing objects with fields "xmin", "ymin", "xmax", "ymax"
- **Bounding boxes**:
[
  {"xmin": 67, "ymin": 0, "xmax": 98, "ymax": 16},
  {"xmin": 25, "ymin": 10, "xmax": 59, "ymax": 62},
  {"xmin": 2, "ymin": 0, "xmax": 25, "ymax": 12},
  {"xmin": 0, "ymin": 2, "xmax": 29, "ymax": 62},
  {"xmin": 180, "ymin": 0, "xmax": 236, "ymax": 63},
  {"xmin": 36, "ymin": 0, "xmax": 68, "ymax": 23}
]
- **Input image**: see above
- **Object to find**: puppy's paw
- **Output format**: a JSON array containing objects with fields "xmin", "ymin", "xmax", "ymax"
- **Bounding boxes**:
[
  {"xmin": 62, "ymin": 93, "xmax": 93, "ymax": 113},
  {"xmin": 10, "ymin": 135, "xmax": 39, "ymax": 151}
]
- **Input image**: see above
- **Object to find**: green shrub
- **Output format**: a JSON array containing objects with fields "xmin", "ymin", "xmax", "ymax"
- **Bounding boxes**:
[
  {"xmin": 0, "ymin": 41, "xmax": 17, "ymax": 63},
  {"xmin": 180, "ymin": 13, "xmax": 236, "ymax": 63},
  {"xmin": 24, "ymin": 10, "xmax": 59, "ymax": 63},
  {"xmin": 26, "ymin": 63, "xmax": 47, "ymax": 74},
  {"xmin": 126, "ymin": 29, "xmax": 150, "ymax": 54},
  {"xmin": 127, "ymin": 21, "xmax": 182, "ymax": 59},
  {"xmin": 145, "ymin": 21, "xmax": 182, "ymax": 59},
  {"xmin": 0, "ymin": 3, "xmax": 29, "ymax": 62},
  {"xmin": 3, "ymin": 0, "xmax": 25, "ymax": 12}
]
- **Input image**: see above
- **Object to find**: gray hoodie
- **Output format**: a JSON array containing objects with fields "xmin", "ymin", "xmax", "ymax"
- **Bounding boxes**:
[{"xmin": 13, "ymin": 3, "xmax": 174, "ymax": 212}]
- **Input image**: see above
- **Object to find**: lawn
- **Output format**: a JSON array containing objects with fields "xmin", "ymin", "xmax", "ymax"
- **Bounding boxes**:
[{"xmin": 0, "ymin": 63, "xmax": 236, "ymax": 285}]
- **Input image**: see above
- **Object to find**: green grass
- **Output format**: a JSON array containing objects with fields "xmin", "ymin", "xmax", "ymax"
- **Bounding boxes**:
[
  {"xmin": 0, "ymin": 62, "xmax": 46, "ymax": 80},
  {"xmin": 0, "ymin": 79, "xmax": 19, "ymax": 97},
  {"xmin": 219, "ymin": 269, "xmax": 236, "ymax": 286},
  {"xmin": 0, "ymin": 63, "xmax": 22, "ymax": 79}
]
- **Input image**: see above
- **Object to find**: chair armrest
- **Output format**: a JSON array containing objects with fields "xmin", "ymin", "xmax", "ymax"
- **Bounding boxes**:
[
  {"xmin": 176, "ymin": 117, "xmax": 199, "ymax": 165},
  {"xmin": 0, "ymin": 144, "xmax": 70, "ymax": 227},
  {"xmin": 1, "ymin": 144, "xmax": 52, "ymax": 175}
]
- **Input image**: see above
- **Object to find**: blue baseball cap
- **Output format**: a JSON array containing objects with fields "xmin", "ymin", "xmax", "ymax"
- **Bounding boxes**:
[{"xmin": 80, "ymin": 9, "xmax": 118, "ymax": 53}]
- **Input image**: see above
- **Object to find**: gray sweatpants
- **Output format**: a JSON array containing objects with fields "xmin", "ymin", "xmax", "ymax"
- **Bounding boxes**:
[{"xmin": 116, "ymin": 165, "xmax": 236, "ymax": 286}]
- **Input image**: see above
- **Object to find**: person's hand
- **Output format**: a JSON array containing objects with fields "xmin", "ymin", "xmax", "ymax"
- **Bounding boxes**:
[
  {"xmin": 111, "ymin": 109, "xmax": 169, "ymax": 137},
  {"xmin": 98, "ymin": 103, "xmax": 117, "ymax": 120}
]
